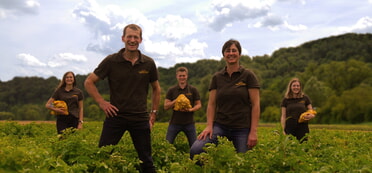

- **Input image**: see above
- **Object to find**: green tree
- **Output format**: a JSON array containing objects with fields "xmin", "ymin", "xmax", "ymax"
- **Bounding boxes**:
[
  {"xmin": 314, "ymin": 60, "xmax": 371, "ymax": 95},
  {"xmin": 85, "ymin": 104, "xmax": 104, "ymax": 121},
  {"xmin": 11, "ymin": 104, "xmax": 46, "ymax": 120},
  {"xmin": 261, "ymin": 106, "xmax": 281, "ymax": 122},
  {"xmin": 0, "ymin": 112, "xmax": 15, "ymax": 120},
  {"xmin": 338, "ymin": 85, "xmax": 372, "ymax": 123},
  {"xmin": 303, "ymin": 76, "xmax": 334, "ymax": 108},
  {"xmin": 260, "ymin": 89, "xmax": 282, "ymax": 122}
]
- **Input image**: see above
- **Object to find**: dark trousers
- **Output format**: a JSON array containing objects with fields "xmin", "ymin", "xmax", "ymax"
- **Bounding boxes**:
[
  {"xmin": 99, "ymin": 116, "xmax": 156, "ymax": 173},
  {"xmin": 56, "ymin": 114, "xmax": 78, "ymax": 134},
  {"xmin": 166, "ymin": 123, "xmax": 197, "ymax": 147},
  {"xmin": 285, "ymin": 118, "xmax": 310, "ymax": 142},
  {"xmin": 190, "ymin": 122, "xmax": 250, "ymax": 159}
]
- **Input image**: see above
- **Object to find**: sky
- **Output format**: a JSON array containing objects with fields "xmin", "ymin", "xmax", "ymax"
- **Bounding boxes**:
[{"xmin": 0, "ymin": 0, "xmax": 371, "ymax": 81}]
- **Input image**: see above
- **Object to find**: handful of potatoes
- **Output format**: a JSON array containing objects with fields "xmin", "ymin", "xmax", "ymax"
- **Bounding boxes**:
[
  {"xmin": 50, "ymin": 100, "xmax": 68, "ymax": 115},
  {"xmin": 173, "ymin": 94, "xmax": 192, "ymax": 111},
  {"xmin": 298, "ymin": 109, "xmax": 317, "ymax": 123}
]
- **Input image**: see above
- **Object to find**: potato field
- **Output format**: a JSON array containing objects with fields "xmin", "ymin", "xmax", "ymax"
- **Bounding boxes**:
[{"xmin": 0, "ymin": 121, "xmax": 371, "ymax": 173}]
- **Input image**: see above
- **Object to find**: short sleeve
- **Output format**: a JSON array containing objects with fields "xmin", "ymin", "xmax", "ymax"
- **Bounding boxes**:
[
  {"xmin": 93, "ymin": 56, "xmax": 111, "ymax": 80},
  {"xmin": 209, "ymin": 74, "xmax": 218, "ymax": 91}
]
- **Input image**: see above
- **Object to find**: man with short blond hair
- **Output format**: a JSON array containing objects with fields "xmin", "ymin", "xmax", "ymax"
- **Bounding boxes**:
[
  {"xmin": 85, "ymin": 24, "xmax": 160, "ymax": 173},
  {"xmin": 164, "ymin": 66, "xmax": 202, "ymax": 147}
]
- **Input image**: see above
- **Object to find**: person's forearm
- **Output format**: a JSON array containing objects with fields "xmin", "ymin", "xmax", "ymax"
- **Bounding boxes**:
[
  {"xmin": 281, "ymin": 116, "xmax": 285, "ymax": 130},
  {"xmin": 151, "ymin": 88, "xmax": 160, "ymax": 111},
  {"xmin": 206, "ymin": 90, "xmax": 216, "ymax": 128},
  {"xmin": 150, "ymin": 85, "xmax": 160, "ymax": 125},
  {"xmin": 191, "ymin": 101, "xmax": 202, "ymax": 112},
  {"xmin": 164, "ymin": 100, "xmax": 174, "ymax": 110},
  {"xmin": 250, "ymin": 105, "xmax": 260, "ymax": 134},
  {"xmin": 206, "ymin": 104, "xmax": 215, "ymax": 128},
  {"xmin": 281, "ymin": 107, "xmax": 286, "ymax": 131},
  {"xmin": 248, "ymin": 89, "xmax": 260, "ymax": 134},
  {"xmin": 79, "ymin": 102, "xmax": 84, "ymax": 121}
]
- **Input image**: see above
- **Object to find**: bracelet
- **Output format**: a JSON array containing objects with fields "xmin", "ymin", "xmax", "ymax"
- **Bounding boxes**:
[
  {"xmin": 150, "ymin": 110, "xmax": 158, "ymax": 115},
  {"xmin": 79, "ymin": 120, "xmax": 84, "ymax": 124}
]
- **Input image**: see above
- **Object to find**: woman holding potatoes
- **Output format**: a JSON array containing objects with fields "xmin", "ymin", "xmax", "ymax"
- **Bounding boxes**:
[
  {"xmin": 45, "ymin": 71, "xmax": 84, "ymax": 134},
  {"xmin": 281, "ymin": 77, "xmax": 316, "ymax": 142}
]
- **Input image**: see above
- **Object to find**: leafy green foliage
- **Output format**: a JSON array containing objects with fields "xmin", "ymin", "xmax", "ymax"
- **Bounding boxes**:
[{"xmin": 0, "ymin": 122, "xmax": 371, "ymax": 172}]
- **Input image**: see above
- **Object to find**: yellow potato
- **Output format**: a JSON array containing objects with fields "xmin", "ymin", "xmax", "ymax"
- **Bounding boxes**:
[
  {"xmin": 174, "ymin": 94, "xmax": 192, "ymax": 111},
  {"xmin": 50, "ymin": 100, "xmax": 68, "ymax": 115},
  {"xmin": 298, "ymin": 109, "xmax": 317, "ymax": 123}
]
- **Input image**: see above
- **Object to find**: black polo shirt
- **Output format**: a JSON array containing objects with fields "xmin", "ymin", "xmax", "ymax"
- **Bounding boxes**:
[
  {"xmin": 281, "ymin": 95, "xmax": 311, "ymax": 120},
  {"xmin": 210, "ymin": 66, "xmax": 260, "ymax": 128},
  {"xmin": 52, "ymin": 87, "xmax": 84, "ymax": 118},
  {"xmin": 93, "ymin": 48, "xmax": 159, "ymax": 121},
  {"xmin": 165, "ymin": 84, "xmax": 201, "ymax": 125}
]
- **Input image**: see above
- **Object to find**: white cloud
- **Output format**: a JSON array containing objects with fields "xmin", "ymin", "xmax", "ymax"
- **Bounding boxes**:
[
  {"xmin": 155, "ymin": 15, "xmax": 197, "ymax": 40},
  {"xmin": 15, "ymin": 66, "xmax": 54, "ymax": 78},
  {"xmin": 71, "ymin": 0, "xmax": 206, "ymax": 69},
  {"xmin": 72, "ymin": 0, "xmax": 154, "ymax": 55},
  {"xmin": 253, "ymin": 14, "xmax": 283, "ymax": 30},
  {"xmin": 72, "ymin": 0, "xmax": 111, "ymax": 25},
  {"xmin": 242, "ymin": 47, "xmax": 249, "ymax": 55},
  {"xmin": 253, "ymin": 14, "xmax": 307, "ymax": 31},
  {"xmin": 205, "ymin": 0, "xmax": 274, "ymax": 31},
  {"xmin": 47, "ymin": 53, "xmax": 88, "ymax": 68},
  {"xmin": 143, "ymin": 39, "xmax": 207, "ymax": 58},
  {"xmin": 342, "ymin": 16, "xmax": 372, "ymax": 33},
  {"xmin": 144, "ymin": 40, "xmax": 180, "ymax": 57},
  {"xmin": 0, "ymin": 0, "xmax": 40, "ymax": 18},
  {"xmin": 209, "ymin": 55, "xmax": 223, "ymax": 61},
  {"xmin": 283, "ymin": 21, "xmax": 307, "ymax": 31},
  {"xmin": 58, "ymin": 53, "xmax": 88, "ymax": 62},
  {"xmin": 175, "ymin": 56, "xmax": 203, "ymax": 64},
  {"xmin": 17, "ymin": 53, "xmax": 46, "ymax": 67},
  {"xmin": 182, "ymin": 39, "xmax": 208, "ymax": 57},
  {"xmin": 277, "ymin": 0, "xmax": 306, "ymax": 5}
]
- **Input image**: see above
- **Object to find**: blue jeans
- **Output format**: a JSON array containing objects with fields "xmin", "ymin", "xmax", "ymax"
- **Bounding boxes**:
[
  {"xmin": 190, "ymin": 122, "xmax": 250, "ymax": 159},
  {"xmin": 99, "ymin": 116, "xmax": 155, "ymax": 173},
  {"xmin": 166, "ymin": 123, "xmax": 196, "ymax": 147}
]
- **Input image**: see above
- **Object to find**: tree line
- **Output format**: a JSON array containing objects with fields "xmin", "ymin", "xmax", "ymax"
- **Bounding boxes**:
[{"xmin": 1, "ymin": 33, "xmax": 371, "ymax": 124}]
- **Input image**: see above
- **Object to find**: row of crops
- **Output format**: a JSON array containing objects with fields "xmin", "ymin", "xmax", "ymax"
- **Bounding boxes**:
[{"xmin": 0, "ymin": 121, "xmax": 371, "ymax": 172}]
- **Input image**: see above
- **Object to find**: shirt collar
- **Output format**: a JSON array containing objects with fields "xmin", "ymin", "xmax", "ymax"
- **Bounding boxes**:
[
  {"xmin": 220, "ymin": 66, "xmax": 244, "ymax": 75},
  {"xmin": 115, "ymin": 48, "xmax": 145, "ymax": 64},
  {"xmin": 177, "ymin": 84, "xmax": 189, "ymax": 90}
]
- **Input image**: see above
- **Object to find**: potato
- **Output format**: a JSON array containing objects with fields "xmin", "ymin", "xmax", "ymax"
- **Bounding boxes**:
[
  {"xmin": 173, "ymin": 94, "xmax": 192, "ymax": 111},
  {"xmin": 50, "ymin": 100, "xmax": 68, "ymax": 115}
]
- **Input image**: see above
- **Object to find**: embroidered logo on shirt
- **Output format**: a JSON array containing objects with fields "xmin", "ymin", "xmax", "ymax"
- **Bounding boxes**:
[
  {"xmin": 235, "ymin": 81, "xmax": 247, "ymax": 86},
  {"xmin": 299, "ymin": 100, "xmax": 305, "ymax": 104},
  {"xmin": 138, "ymin": 70, "xmax": 149, "ymax": 74},
  {"xmin": 72, "ymin": 95, "xmax": 78, "ymax": 97},
  {"xmin": 185, "ymin": 93, "xmax": 192, "ymax": 96}
]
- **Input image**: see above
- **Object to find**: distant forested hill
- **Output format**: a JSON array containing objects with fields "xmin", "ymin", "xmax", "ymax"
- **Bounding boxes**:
[{"xmin": 1, "ymin": 33, "xmax": 371, "ymax": 123}]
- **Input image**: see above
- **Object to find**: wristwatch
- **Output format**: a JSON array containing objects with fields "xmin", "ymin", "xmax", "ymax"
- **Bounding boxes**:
[
  {"xmin": 150, "ymin": 110, "xmax": 158, "ymax": 115},
  {"xmin": 79, "ymin": 120, "xmax": 84, "ymax": 124}
]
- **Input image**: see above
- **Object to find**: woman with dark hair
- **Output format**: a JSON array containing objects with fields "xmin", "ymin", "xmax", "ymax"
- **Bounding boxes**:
[
  {"xmin": 190, "ymin": 39, "xmax": 260, "ymax": 159},
  {"xmin": 45, "ymin": 71, "xmax": 84, "ymax": 134},
  {"xmin": 281, "ymin": 78, "xmax": 315, "ymax": 142}
]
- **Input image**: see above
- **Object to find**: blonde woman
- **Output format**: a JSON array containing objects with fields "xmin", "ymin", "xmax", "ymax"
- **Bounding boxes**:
[
  {"xmin": 45, "ymin": 71, "xmax": 84, "ymax": 134},
  {"xmin": 281, "ymin": 78, "xmax": 315, "ymax": 142}
]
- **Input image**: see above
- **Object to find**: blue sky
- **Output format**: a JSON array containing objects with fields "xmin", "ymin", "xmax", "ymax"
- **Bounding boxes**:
[{"xmin": 0, "ymin": 0, "xmax": 371, "ymax": 81}]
